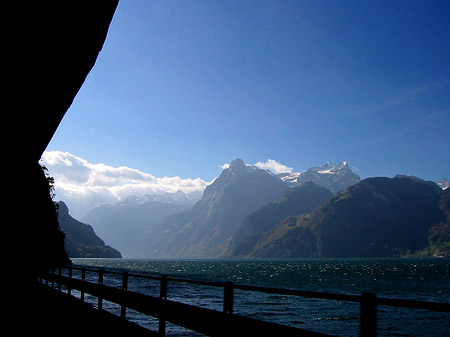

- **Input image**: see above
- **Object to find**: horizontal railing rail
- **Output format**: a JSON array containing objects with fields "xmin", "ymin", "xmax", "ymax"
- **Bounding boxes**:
[{"xmin": 41, "ymin": 265, "xmax": 450, "ymax": 337}]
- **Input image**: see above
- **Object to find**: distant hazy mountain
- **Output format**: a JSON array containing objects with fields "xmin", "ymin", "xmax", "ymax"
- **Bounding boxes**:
[
  {"xmin": 57, "ymin": 201, "xmax": 121, "ymax": 258},
  {"xmin": 83, "ymin": 191, "xmax": 195, "ymax": 256},
  {"xmin": 248, "ymin": 176, "xmax": 446, "ymax": 258},
  {"xmin": 224, "ymin": 182, "xmax": 333, "ymax": 257},
  {"xmin": 137, "ymin": 158, "xmax": 289, "ymax": 258},
  {"xmin": 278, "ymin": 161, "xmax": 361, "ymax": 194}
]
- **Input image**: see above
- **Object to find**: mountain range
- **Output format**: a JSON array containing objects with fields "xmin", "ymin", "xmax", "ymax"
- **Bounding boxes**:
[
  {"xmin": 137, "ymin": 158, "xmax": 289, "ymax": 257},
  {"xmin": 223, "ymin": 181, "xmax": 333, "ymax": 257},
  {"xmin": 135, "ymin": 159, "xmax": 364, "ymax": 258},
  {"xmin": 278, "ymin": 161, "xmax": 361, "ymax": 194},
  {"xmin": 66, "ymin": 159, "xmax": 449, "ymax": 258},
  {"xmin": 57, "ymin": 201, "xmax": 121, "ymax": 258},
  {"xmin": 246, "ymin": 176, "xmax": 447, "ymax": 258},
  {"xmin": 83, "ymin": 191, "xmax": 195, "ymax": 256}
]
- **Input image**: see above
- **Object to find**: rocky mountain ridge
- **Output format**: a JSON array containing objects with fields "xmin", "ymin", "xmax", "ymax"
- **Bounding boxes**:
[
  {"xmin": 57, "ymin": 201, "xmax": 121, "ymax": 258},
  {"xmin": 69, "ymin": 158, "xmax": 447, "ymax": 258},
  {"xmin": 83, "ymin": 191, "xmax": 195, "ymax": 256},
  {"xmin": 137, "ymin": 158, "xmax": 289, "ymax": 257},
  {"xmin": 222, "ymin": 182, "xmax": 333, "ymax": 257},
  {"xmin": 278, "ymin": 161, "xmax": 361, "ymax": 194},
  {"xmin": 245, "ymin": 176, "xmax": 446, "ymax": 258}
]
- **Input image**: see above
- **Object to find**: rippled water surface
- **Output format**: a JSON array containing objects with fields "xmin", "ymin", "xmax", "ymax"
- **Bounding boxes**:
[{"xmin": 70, "ymin": 258, "xmax": 450, "ymax": 336}]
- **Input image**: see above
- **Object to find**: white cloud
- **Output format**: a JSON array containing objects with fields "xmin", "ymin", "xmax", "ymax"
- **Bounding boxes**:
[
  {"xmin": 40, "ymin": 151, "xmax": 210, "ymax": 219},
  {"xmin": 41, "ymin": 153, "xmax": 295, "ymax": 218},
  {"xmin": 254, "ymin": 159, "xmax": 293, "ymax": 174}
]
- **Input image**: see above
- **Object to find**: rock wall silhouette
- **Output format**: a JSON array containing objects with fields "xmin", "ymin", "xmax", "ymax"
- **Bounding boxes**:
[{"xmin": 8, "ymin": 2, "xmax": 118, "ymax": 282}]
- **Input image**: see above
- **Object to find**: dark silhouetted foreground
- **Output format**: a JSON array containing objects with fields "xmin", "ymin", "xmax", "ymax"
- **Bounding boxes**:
[
  {"xmin": 8, "ymin": 281, "xmax": 155, "ymax": 336},
  {"xmin": 7, "ymin": 1, "xmax": 120, "ymax": 334}
]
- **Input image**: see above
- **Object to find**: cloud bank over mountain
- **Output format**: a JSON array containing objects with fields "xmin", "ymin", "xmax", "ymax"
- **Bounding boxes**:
[
  {"xmin": 41, "ymin": 152, "xmax": 365, "ymax": 220},
  {"xmin": 41, "ymin": 151, "xmax": 210, "ymax": 218}
]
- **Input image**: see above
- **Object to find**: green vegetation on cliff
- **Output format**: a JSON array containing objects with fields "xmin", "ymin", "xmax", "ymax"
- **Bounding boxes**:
[
  {"xmin": 414, "ymin": 187, "xmax": 450, "ymax": 257},
  {"xmin": 226, "ymin": 182, "xmax": 332, "ymax": 257},
  {"xmin": 247, "ymin": 177, "xmax": 447, "ymax": 258}
]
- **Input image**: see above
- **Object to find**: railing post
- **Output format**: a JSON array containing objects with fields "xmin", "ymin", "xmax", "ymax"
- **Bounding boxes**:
[
  {"xmin": 160, "ymin": 275, "xmax": 168, "ymax": 299},
  {"xmin": 120, "ymin": 271, "xmax": 129, "ymax": 319},
  {"xmin": 360, "ymin": 292, "xmax": 377, "ymax": 337},
  {"xmin": 57, "ymin": 267, "xmax": 62, "ymax": 291},
  {"xmin": 98, "ymin": 269, "xmax": 104, "ymax": 310},
  {"xmin": 51, "ymin": 268, "xmax": 55, "ymax": 288},
  {"xmin": 223, "ymin": 281, "xmax": 234, "ymax": 314},
  {"xmin": 67, "ymin": 266, "xmax": 72, "ymax": 296},
  {"xmin": 159, "ymin": 276, "xmax": 168, "ymax": 336},
  {"xmin": 81, "ymin": 268, "xmax": 86, "ymax": 302}
]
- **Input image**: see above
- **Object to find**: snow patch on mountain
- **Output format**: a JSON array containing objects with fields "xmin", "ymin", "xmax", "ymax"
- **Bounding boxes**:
[
  {"xmin": 438, "ymin": 178, "xmax": 450, "ymax": 190},
  {"xmin": 278, "ymin": 161, "xmax": 361, "ymax": 194},
  {"xmin": 121, "ymin": 190, "xmax": 200, "ymax": 207}
]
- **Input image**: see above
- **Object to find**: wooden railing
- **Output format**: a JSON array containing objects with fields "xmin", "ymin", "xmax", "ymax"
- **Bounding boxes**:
[{"xmin": 41, "ymin": 266, "xmax": 450, "ymax": 337}]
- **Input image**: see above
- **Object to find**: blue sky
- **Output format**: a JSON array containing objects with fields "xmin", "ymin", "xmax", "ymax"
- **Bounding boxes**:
[{"xmin": 47, "ymin": 0, "xmax": 450, "ymax": 182}]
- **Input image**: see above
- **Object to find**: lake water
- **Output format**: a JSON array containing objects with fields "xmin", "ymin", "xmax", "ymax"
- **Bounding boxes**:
[{"xmin": 69, "ymin": 258, "xmax": 450, "ymax": 336}]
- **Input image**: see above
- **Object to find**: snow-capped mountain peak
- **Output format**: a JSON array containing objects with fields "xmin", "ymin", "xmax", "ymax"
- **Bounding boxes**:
[
  {"xmin": 119, "ymin": 190, "xmax": 199, "ymax": 208},
  {"xmin": 438, "ymin": 178, "xmax": 449, "ymax": 190},
  {"xmin": 279, "ymin": 161, "xmax": 360, "ymax": 194}
]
